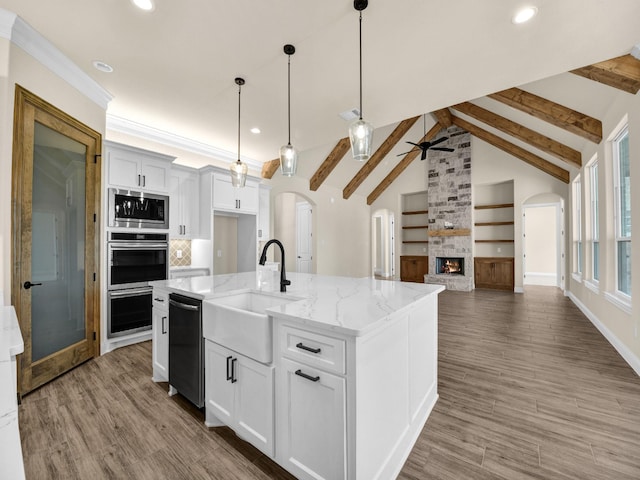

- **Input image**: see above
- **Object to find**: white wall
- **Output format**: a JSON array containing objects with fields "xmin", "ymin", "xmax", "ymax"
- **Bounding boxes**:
[
  {"xmin": 523, "ymin": 205, "xmax": 558, "ymax": 286},
  {"xmin": 568, "ymin": 86, "xmax": 640, "ymax": 369},
  {"xmin": 0, "ymin": 39, "xmax": 106, "ymax": 305}
]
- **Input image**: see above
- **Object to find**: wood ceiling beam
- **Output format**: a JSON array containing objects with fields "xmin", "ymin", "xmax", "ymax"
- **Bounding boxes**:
[
  {"xmin": 451, "ymin": 116, "xmax": 569, "ymax": 184},
  {"xmin": 432, "ymin": 109, "xmax": 453, "ymax": 128},
  {"xmin": 452, "ymin": 102, "xmax": 582, "ymax": 168},
  {"xmin": 261, "ymin": 158, "xmax": 280, "ymax": 179},
  {"xmin": 571, "ymin": 54, "xmax": 640, "ymax": 95},
  {"xmin": 309, "ymin": 137, "xmax": 351, "ymax": 191},
  {"xmin": 343, "ymin": 116, "xmax": 420, "ymax": 200},
  {"xmin": 488, "ymin": 87, "xmax": 602, "ymax": 144},
  {"xmin": 367, "ymin": 122, "xmax": 442, "ymax": 205}
]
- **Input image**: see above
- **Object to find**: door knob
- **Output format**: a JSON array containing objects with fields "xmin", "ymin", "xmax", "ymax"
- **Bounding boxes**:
[{"xmin": 23, "ymin": 281, "xmax": 43, "ymax": 290}]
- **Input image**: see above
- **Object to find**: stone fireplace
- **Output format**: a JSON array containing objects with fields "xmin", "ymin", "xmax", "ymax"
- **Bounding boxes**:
[{"xmin": 424, "ymin": 126, "xmax": 474, "ymax": 291}]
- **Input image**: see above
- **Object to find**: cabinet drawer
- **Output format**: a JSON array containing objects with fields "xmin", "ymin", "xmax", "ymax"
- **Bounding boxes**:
[
  {"xmin": 280, "ymin": 326, "xmax": 345, "ymax": 375},
  {"xmin": 152, "ymin": 289, "xmax": 169, "ymax": 310}
]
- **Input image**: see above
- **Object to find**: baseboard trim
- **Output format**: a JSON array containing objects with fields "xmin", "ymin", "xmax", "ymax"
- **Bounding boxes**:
[{"xmin": 567, "ymin": 292, "xmax": 640, "ymax": 377}]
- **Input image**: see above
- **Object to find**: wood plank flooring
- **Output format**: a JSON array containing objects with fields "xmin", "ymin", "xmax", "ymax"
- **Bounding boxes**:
[{"xmin": 19, "ymin": 286, "xmax": 640, "ymax": 479}]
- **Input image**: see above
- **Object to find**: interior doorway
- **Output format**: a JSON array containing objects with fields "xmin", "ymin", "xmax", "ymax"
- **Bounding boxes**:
[
  {"xmin": 11, "ymin": 86, "xmax": 102, "ymax": 395},
  {"xmin": 372, "ymin": 209, "xmax": 395, "ymax": 279},
  {"xmin": 273, "ymin": 192, "xmax": 316, "ymax": 273},
  {"xmin": 523, "ymin": 196, "xmax": 564, "ymax": 289}
]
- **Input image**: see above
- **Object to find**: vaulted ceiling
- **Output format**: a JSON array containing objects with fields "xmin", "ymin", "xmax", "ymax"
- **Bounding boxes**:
[{"xmin": 2, "ymin": 1, "xmax": 640, "ymax": 199}]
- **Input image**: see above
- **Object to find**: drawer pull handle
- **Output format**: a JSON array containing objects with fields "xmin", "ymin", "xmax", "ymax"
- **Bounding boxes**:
[
  {"xmin": 231, "ymin": 358, "xmax": 238, "ymax": 383},
  {"xmin": 295, "ymin": 369, "xmax": 320, "ymax": 382},
  {"xmin": 226, "ymin": 356, "xmax": 233, "ymax": 381},
  {"xmin": 296, "ymin": 342, "xmax": 321, "ymax": 354},
  {"xmin": 154, "ymin": 297, "xmax": 164, "ymax": 302},
  {"xmin": 161, "ymin": 316, "xmax": 167, "ymax": 335}
]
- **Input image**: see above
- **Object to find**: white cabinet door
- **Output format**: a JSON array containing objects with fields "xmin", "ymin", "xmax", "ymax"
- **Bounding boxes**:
[
  {"xmin": 205, "ymin": 341, "xmax": 274, "ymax": 457},
  {"xmin": 235, "ymin": 353, "xmax": 274, "ymax": 457},
  {"xmin": 212, "ymin": 174, "xmax": 237, "ymax": 211},
  {"xmin": 205, "ymin": 340, "xmax": 235, "ymax": 425},
  {"xmin": 140, "ymin": 158, "xmax": 170, "ymax": 192},
  {"xmin": 152, "ymin": 305, "xmax": 169, "ymax": 382},
  {"xmin": 107, "ymin": 149, "xmax": 140, "ymax": 190},
  {"xmin": 181, "ymin": 173, "xmax": 199, "ymax": 237},
  {"xmin": 258, "ymin": 185, "xmax": 271, "ymax": 240},
  {"xmin": 277, "ymin": 357, "xmax": 346, "ymax": 480},
  {"xmin": 169, "ymin": 169, "xmax": 199, "ymax": 238},
  {"xmin": 237, "ymin": 180, "xmax": 258, "ymax": 213}
]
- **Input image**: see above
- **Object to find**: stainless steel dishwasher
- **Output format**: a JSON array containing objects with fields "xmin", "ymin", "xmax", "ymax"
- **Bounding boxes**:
[{"xmin": 168, "ymin": 293, "xmax": 204, "ymax": 408}]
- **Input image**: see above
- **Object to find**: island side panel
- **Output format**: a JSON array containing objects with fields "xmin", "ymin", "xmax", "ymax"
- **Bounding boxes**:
[{"xmin": 354, "ymin": 294, "xmax": 439, "ymax": 480}]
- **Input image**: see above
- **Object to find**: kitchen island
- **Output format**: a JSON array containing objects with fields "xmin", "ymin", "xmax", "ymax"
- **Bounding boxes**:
[{"xmin": 151, "ymin": 271, "xmax": 444, "ymax": 480}]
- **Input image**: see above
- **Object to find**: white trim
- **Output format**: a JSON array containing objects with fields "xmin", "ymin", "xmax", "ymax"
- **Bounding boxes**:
[
  {"xmin": 514, "ymin": 286, "xmax": 524, "ymax": 293},
  {"xmin": 106, "ymin": 115, "xmax": 263, "ymax": 169},
  {"xmin": 568, "ymin": 291, "xmax": 639, "ymax": 376},
  {"xmin": 523, "ymin": 272, "xmax": 557, "ymax": 286},
  {"xmin": 584, "ymin": 280, "xmax": 599, "ymax": 294},
  {"xmin": 0, "ymin": 8, "xmax": 113, "ymax": 109},
  {"xmin": 571, "ymin": 272, "xmax": 582, "ymax": 283},
  {"xmin": 604, "ymin": 291, "xmax": 632, "ymax": 315}
]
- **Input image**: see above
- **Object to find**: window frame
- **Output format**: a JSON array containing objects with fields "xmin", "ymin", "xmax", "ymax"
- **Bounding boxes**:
[
  {"xmin": 612, "ymin": 125, "xmax": 631, "ymax": 299},
  {"xmin": 572, "ymin": 174, "xmax": 582, "ymax": 280},
  {"xmin": 589, "ymin": 158, "xmax": 599, "ymax": 285}
]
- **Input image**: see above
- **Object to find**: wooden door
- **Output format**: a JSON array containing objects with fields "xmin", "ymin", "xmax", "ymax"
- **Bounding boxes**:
[{"xmin": 12, "ymin": 86, "xmax": 101, "ymax": 395}]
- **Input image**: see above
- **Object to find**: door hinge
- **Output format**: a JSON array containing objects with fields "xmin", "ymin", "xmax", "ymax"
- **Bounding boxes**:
[
  {"xmin": 93, "ymin": 272, "xmax": 96, "ymax": 281},
  {"xmin": 94, "ymin": 154, "xmax": 101, "ymax": 164},
  {"xmin": 93, "ymin": 332, "xmax": 96, "ymax": 341},
  {"xmin": 93, "ymin": 213, "xmax": 97, "ymax": 222}
]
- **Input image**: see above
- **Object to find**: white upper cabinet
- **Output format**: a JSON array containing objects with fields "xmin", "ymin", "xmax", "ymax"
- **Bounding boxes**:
[
  {"xmin": 105, "ymin": 141, "xmax": 173, "ymax": 193},
  {"xmin": 212, "ymin": 173, "xmax": 258, "ymax": 213},
  {"xmin": 258, "ymin": 184, "xmax": 271, "ymax": 240},
  {"xmin": 169, "ymin": 166, "xmax": 199, "ymax": 238}
]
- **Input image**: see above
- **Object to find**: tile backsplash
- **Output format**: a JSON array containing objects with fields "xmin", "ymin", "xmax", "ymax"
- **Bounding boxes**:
[{"xmin": 170, "ymin": 239, "xmax": 192, "ymax": 267}]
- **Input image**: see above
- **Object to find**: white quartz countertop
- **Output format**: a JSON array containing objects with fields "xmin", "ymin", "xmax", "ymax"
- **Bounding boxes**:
[
  {"xmin": 151, "ymin": 271, "xmax": 444, "ymax": 336},
  {"xmin": 1, "ymin": 306, "xmax": 24, "ymax": 360},
  {"xmin": 0, "ymin": 306, "xmax": 26, "ymax": 480}
]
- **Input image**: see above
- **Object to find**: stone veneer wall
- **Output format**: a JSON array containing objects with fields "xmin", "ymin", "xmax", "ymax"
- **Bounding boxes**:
[{"xmin": 425, "ymin": 126, "xmax": 474, "ymax": 291}]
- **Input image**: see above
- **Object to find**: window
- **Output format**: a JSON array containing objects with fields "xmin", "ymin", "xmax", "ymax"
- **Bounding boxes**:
[
  {"xmin": 589, "ymin": 160, "xmax": 599, "ymax": 282},
  {"xmin": 572, "ymin": 175, "xmax": 582, "ymax": 277},
  {"xmin": 613, "ymin": 126, "xmax": 631, "ymax": 297}
]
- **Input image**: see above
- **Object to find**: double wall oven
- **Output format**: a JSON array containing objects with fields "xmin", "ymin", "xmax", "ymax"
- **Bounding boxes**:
[{"xmin": 106, "ymin": 189, "xmax": 170, "ymax": 338}]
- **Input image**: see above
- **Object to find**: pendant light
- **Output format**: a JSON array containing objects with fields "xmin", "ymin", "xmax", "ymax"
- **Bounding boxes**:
[
  {"xmin": 349, "ymin": 0, "xmax": 374, "ymax": 162},
  {"xmin": 280, "ymin": 44, "xmax": 298, "ymax": 177},
  {"xmin": 230, "ymin": 77, "xmax": 248, "ymax": 188}
]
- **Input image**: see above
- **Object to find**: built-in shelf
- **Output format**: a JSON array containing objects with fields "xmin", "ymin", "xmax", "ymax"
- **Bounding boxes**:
[
  {"xmin": 402, "ymin": 210, "xmax": 429, "ymax": 215},
  {"xmin": 474, "ymin": 221, "xmax": 515, "ymax": 226},
  {"xmin": 475, "ymin": 239, "xmax": 515, "ymax": 243},
  {"xmin": 474, "ymin": 203, "xmax": 514, "ymax": 210},
  {"xmin": 428, "ymin": 228, "xmax": 471, "ymax": 237},
  {"xmin": 402, "ymin": 225, "xmax": 429, "ymax": 230}
]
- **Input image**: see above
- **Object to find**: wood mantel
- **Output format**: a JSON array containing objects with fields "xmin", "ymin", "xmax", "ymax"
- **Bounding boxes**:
[{"xmin": 428, "ymin": 228, "xmax": 471, "ymax": 237}]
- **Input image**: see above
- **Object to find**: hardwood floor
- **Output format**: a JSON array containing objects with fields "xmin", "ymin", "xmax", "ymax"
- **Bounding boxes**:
[{"xmin": 19, "ymin": 286, "xmax": 640, "ymax": 479}]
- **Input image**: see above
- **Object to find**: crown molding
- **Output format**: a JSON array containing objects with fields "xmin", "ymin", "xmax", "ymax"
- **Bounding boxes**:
[
  {"xmin": 0, "ymin": 8, "xmax": 113, "ymax": 110},
  {"xmin": 106, "ymin": 114, "xmax": 263, "ymax": 169}
]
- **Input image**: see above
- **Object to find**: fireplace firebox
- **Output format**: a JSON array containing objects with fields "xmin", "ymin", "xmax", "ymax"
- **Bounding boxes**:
[{"xmin": 436, "ymin": 257, "xmax": 465, "ymax": 275}]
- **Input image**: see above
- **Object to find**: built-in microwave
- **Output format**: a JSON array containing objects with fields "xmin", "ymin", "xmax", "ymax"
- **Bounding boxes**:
[{"xmin": 108, "ymin": 188, "xmax": 169, "ymax": 229}]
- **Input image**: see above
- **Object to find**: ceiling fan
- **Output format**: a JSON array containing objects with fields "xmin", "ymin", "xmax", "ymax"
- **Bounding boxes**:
[{"xmin": 397, "ymin": 115, "xmax": 455, "ymax": 160}]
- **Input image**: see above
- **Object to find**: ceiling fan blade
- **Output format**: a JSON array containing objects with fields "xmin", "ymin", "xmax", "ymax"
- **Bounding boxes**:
[
  {"xmin": 431, "ymin": 147, "xmax": 455, "ymax": 152},
  {"xmin": 406, "ymin": 141, "xmax": 421, "ymax": 147},
  {"xmin": 429, "ymin": 136, "xmax": 449, "ymax": 147},
  {"xmin": 396, "ymin": 151, "xmax": 413, "ymax": 156},
  {"xmin": 421, "ymin": 149, "xmax": 427, "ymax": 160}
]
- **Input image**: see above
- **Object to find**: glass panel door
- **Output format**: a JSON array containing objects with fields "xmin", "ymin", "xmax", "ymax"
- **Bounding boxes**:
[{"xmin": 31, "ymin": 122, "xmax": 87, "ymax": 361}]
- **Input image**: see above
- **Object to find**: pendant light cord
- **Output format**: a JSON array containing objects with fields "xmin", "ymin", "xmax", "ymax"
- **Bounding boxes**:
[
  {"xmin": 359, "ymin": 10, "xmax": 363, "ymax": 121},
  {"xmin": 287, "ymin": 53, "xmax": 292, "ymax": 145},
  {"xmin": 237, "ymin": 82, "xmax": 241, "ymax": 162}
]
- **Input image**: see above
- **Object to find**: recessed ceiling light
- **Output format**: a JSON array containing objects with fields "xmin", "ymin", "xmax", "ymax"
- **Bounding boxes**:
[
  {"xmin": 512, "ymin": 6, "xmax": 538, "ymax": 24},
  {"xmin": 250, "ymin": 127, "xmax": 261, "ymax": 134},
  {"xmin": 131, "ymin": 0, "xmax": 155, "ymax": 12},
  {"xmin": 93, "ymin": 60, "xmax": 113, "ymax": 73}
]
